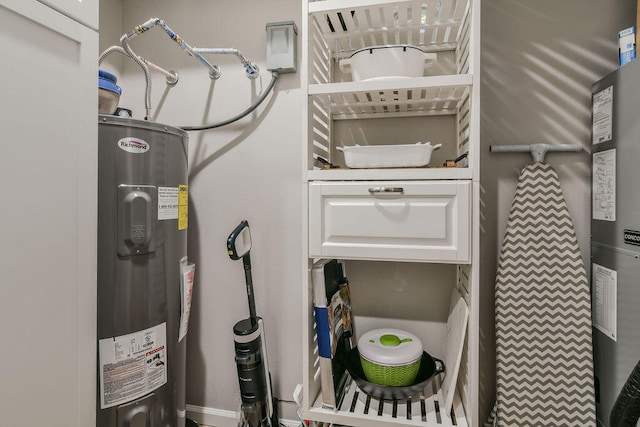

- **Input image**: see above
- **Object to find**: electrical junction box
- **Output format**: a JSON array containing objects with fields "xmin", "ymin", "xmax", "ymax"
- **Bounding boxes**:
[{"xmin": 266, "ymin": 21, "xmax": 298, "ymax": 73}]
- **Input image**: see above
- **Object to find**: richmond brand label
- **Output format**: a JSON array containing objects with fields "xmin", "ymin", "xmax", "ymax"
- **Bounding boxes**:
[{"xmin": 118, "ymin": 137, "xmax": 149, "ymax": 153}]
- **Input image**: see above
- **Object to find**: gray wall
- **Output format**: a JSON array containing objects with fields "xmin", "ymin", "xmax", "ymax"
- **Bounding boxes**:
[{"xmin": 478, "ymin": 0, "xmax": 635, "ymax": 422}]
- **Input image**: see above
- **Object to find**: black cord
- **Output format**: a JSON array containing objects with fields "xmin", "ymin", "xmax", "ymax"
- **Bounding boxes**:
[
  {"xmin": 180, "ymin": 71, "xmax": 279, "ymax": 131},
  {"xmin": 610, "ymin": 360, "xmax": 640, "ymax": 427}
]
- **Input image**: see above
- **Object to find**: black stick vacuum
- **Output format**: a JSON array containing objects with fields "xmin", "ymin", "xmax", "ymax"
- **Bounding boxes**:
[{"xmin": 227, "ymin": 220, "xmax": 278, "ymax": 427}]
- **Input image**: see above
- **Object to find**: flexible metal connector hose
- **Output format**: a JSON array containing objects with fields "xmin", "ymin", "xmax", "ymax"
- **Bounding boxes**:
[
  {"xmin": 120, "ymin": 33, "xmax": 152, "ymax": 120},
  {"xmin": 99, "ymin": 46, "xmax": 153, "ymax": 120},
  {"xmin": 98, "ymin": 45, "xmax": 129, "ymax": 65},
  {"xmin": 99, "ymin": 46, "xmax": 178, "ymax": 99},
  {"xmin": 100, "ymin": 45, "xmax": 178, "ymax": 85},
  {"xmin": 120, "ymin": 18, "xmax": 223, "ymax": 119},
  {"xmin": 118, "ymin": 17, "xmax": 263, "ymax": 122},
  {"xmin": 122, "ymin": 18, "xmax": 221, "ymax": 79}
]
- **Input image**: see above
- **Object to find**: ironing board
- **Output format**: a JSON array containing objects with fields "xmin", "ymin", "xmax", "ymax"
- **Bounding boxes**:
[{"xmin": 495, "ymin": 162, "xmax": 596, "ymax": 426}]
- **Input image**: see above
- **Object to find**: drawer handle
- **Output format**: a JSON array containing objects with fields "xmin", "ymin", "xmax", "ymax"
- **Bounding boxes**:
[{"xmin": 368, "ymin": 186, "xmax": 404, "ymax": 194}]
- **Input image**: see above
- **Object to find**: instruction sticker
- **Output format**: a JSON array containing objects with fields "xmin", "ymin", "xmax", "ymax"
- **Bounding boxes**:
[
  {"xmin": 593, "ymin": 85, "xmax": 613, "ymax": 145},
  {"xmin": 158, "ymin": 187, "xmax": 179, "ymax": 220},
  {"xmin": 178, "ymin": 185, "xmax": 188, "ymax": 230},
  {"xmin": 179, "ymin": 258, "xmax": 196, "ymax": 342},
  {"xmin": 99, "ymin": 323, "xmax": 167, "ymax": 409},
  {"xmin": 592, "ymin": 263, "xmax": 617, "ymax": 341},
  {"xmin": 592, "ymin": 149, "xmax": 616, "ymax": 221}
]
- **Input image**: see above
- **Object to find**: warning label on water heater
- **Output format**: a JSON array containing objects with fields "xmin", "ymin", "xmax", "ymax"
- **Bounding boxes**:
[
  {"xmin": 158, "ymin": 185, "xmax": 188, "ymax": 230},
  {"xmin": 99, "ymin": 323, "xmax": 167, "ymax": 409},
  {"xmin": 158, "ymin": 187, "xmax": 179, "ymax": 220},
  {"xmin": 178, "ymin": 185, "xmax": 188, "ymax": 230}
]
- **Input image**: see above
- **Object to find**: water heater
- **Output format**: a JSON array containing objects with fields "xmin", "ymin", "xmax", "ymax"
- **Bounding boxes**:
[{"xmin": 97, "ymin": 115, "xmax": 192, "ymax": 427}]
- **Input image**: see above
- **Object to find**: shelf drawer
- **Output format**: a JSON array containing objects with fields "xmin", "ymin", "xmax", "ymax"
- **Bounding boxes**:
[{"xmin": 309, "ymin": 181, "xmax": 471, "ymax": 263}]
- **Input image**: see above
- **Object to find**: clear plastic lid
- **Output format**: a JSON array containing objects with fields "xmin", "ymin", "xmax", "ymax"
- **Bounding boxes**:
[{"xmin": 358, "ymin": 328, "xmax": 423, "ymax": 366}]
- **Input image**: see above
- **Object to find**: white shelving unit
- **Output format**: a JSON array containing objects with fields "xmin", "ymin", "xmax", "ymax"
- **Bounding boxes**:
[{"xmin": 301, "ymin": 0, "xmax": 480, "ymax": 425}]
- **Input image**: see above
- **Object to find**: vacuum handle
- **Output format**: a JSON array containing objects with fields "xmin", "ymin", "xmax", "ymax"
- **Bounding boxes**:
[
  {"xmin": 244, "ymin": 260, "xmax": 257, "ymax": 325},
  {"xmin": 227, "ymin": 220, "xmax": 251, "ymax": 260}
]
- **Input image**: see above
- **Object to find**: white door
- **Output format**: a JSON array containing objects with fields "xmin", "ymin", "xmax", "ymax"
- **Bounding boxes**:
[{"xmin": 0, "ymin": 1, "xmax": 97, "ymax": 425}]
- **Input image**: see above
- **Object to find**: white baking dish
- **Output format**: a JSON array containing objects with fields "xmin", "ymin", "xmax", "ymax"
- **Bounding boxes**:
[
  {"xmin": 339, "ymin": 45, "xmax": 437, "ymax": 82},
  {"xmin": 337, "ymin": 142, "xmax": 442, "ymax": 168}
]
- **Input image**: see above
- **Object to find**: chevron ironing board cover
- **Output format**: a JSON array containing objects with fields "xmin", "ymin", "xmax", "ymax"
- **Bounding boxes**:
[{"xmin": 495, "ymin": 162, "xmax": 596, "ymax": 426}]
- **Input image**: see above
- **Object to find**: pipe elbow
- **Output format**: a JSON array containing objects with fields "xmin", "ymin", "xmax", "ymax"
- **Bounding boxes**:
[
  {"xmin": 209, "ymin": 66, "xmax": 222, "ymax": 80},
  {"xmin": 144, "ymin": 18, "xmax": 163, "ymax": 32},
  {"xmin": 245, "ymin": 63, "xmax": 260, "ymax": 79}
]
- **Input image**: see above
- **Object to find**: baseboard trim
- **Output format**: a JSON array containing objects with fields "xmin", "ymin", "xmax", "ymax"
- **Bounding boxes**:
[{"xmin": 186, "ymin": 404, "xmax": 300, "ymax": 427}]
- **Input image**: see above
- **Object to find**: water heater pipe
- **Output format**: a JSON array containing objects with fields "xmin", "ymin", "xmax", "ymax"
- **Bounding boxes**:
[
  {"xmin": 118, "ymin": 44, "xmax": 152, "ymax": 119},
  {"xmin": 119, "ymin": 18, "xmax": 262, "ymax": 122},
  {"xmin": 121, "ymin": 18, "xmax": 221, "ymax": 79},
  {"xmin": 99, "ymin": 45, "xmax": 152, "ymax": 119},
  {"xmin": 191, "ymin": 47, "xmax": 260, "ymax": 79},
  {"xmin": 99, "ymin": 45, "xmax": 178, "ymax": 85},
  {"xmin": 140, "ymin": 57, "xmax": 179, "ymax": 85},
  {"xmin": 120, "ymin": 18, "xmax": 220, "ymax": 120},
  {"xmin": 99, "ymin": 46, "xmax": 180, "ymax": 120}
]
